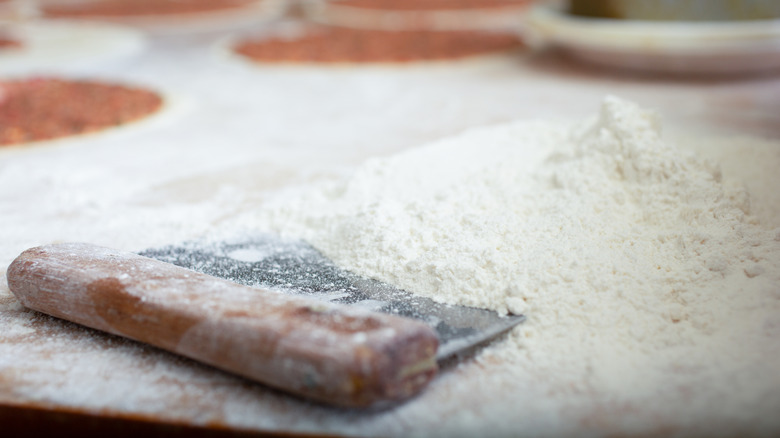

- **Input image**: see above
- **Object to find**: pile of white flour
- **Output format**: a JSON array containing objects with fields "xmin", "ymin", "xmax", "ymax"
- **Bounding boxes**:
[{"xmin": 257, "ymin": 96, "xmax": 780, "ymax": 430}]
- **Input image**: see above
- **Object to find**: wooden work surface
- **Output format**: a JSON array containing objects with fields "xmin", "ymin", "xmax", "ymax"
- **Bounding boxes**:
[{"xmin": 1, "ymin": 13, "xmax": 779, "ymax": 438}]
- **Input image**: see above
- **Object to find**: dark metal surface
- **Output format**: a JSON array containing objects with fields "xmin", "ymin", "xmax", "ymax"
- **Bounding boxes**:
[{"xmin": 141, "ymin": 235, "xmax": 524, "ymax": 360}]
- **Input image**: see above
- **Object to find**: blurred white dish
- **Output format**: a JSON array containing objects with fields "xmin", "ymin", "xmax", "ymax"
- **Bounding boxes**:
[
  {"xmin": 525, "ymin": 4, "xmax": 780, "ymax": 74},
  {"xmin": 0, "ymin": 20, "xmax": 145, "ymax": 74}
]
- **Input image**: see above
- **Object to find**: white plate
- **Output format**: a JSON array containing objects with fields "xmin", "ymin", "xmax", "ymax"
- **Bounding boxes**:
[
  {"xmin": 525, "ymin": 4, "xmax": 780, "ymax": 74},
  {"xmin": 0, "ymin": 20, "xmax": 146, "ymax": 75}
]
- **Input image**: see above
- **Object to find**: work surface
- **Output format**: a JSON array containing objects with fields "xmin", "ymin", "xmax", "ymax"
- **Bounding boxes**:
[{"xmin": 1, "ymin": 18, "xmax": 780, "ymax": 437}]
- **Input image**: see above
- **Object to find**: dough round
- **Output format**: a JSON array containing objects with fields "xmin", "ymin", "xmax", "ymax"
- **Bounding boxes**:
[
  {"xmin": 304, "ymin": 0, "xmax": 533, "ymax": 30},
  {"xmin": 40, "ymin": 0, "xmax": 285, "ymax": 35},
  {"xmin": 0, "ymin": 78, "xmax": 163, "ymax": 146},
  {"xmin": 230, "ymin": 25, "xmax": 525, "ymax": 64}
]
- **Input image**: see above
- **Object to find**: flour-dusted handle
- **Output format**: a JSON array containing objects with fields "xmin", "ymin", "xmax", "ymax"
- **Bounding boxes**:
[{"xmin": 6, "ymin": 243, "xmax": 438, "ymax": 408}]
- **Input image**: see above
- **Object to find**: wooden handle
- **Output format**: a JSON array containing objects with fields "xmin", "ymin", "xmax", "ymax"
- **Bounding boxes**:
[{"xmin": 6, "ymin": 243, "xmax": 438, "ymax": 408}]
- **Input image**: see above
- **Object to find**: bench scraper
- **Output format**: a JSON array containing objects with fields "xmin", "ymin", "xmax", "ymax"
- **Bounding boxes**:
[{"xmin": 7, "ymin": 236, "xmax": 523, "ymax": 408}]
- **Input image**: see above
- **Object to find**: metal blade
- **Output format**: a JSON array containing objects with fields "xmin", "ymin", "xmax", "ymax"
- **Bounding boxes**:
[{"xmin": 140, "ymin": 235, "xmax": 524, "ymax": 360}]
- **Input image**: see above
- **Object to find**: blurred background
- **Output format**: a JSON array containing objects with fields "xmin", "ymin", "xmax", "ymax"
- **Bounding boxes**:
[{"xmin": 1, "ymin": 0, "xmax": 779, "ymax": 435}]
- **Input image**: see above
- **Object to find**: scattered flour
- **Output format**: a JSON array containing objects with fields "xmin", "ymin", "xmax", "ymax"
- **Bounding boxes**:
[{"xmin": 259, "ymin": 96, "xmax": 780, "ymax": 428}]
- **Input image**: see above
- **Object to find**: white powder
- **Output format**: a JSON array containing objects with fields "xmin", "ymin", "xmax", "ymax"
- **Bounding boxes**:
[{"xmin": 261, "ymin": 96, "xmax": 780, "ymax": 429}]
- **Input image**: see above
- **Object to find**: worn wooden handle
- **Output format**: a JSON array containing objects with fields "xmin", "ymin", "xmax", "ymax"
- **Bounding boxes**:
[{"xmin": 6, "ymin": 243, "xmax": 438, "ymax": 408}]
